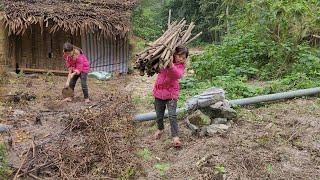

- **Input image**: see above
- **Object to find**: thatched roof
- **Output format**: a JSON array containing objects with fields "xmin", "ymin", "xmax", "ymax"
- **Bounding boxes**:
[{"xmin": 2, "ymin": 0, "xmax": 136, "ymax": 38}]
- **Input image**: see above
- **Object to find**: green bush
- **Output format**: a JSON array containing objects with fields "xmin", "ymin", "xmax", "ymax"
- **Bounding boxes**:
[
  {"xmin": 191, "ymin": 32, "xmax": 270, "ymax": 80},
  {"xmin": 179, "ymin": 75, "xmax": 263, "ymax": 105},
  {"xmin": 188, "ymin": 0, "xmax": 320, "ymax": 99}
]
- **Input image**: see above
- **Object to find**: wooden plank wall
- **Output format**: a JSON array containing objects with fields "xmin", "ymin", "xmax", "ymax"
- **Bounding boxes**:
[
  {"xmin": 11, "ymin": 25, "xmax": 129, "ymax": 73},
  {"xmin": 13, "ymin": 25, "xmax": 81, "ymax": 71}
]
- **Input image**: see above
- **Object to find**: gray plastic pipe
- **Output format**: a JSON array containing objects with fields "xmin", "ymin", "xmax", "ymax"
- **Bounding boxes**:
[{"xmin": 133, "ymin": 87, "xmax": 320, "ymax": 122}]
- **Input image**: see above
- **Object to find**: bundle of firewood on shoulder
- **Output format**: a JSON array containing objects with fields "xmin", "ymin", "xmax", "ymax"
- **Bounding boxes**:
[{"xmin": 135, "ymin": 19, "xmax": 202, "ymax": 77}]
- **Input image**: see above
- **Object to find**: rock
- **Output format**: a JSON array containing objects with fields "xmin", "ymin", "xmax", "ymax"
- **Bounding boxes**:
[
  {"xmin": 186, "ymin": 95, "xmax": 200, "ymax": 111},
  {"xmin": 227, "ymin": 120, "xmax": 234, "ymax": 126},
  {"xmin": 0, "ymin": 124, "xmax": 12, "ymax": 133},
  {"xmin": 200, "ymin": 106, "xmax": 221, "ymax": 119},
  {"xmin": 211, "ymin": 100, "xmax": 231, "ymax": 109},
  {"xmin": 185, "ymin": 117, "xmax": 200, "ymax": 134},
  {"xmin": 186, "ymin": 88, "xmax": 225, "ymax": 111},
  {"xmin": 213, "ymin": 118, "xmax": 228, "ymax": 124},
  {"xmin": 188, "ymin": 110, "xmax": 211, "ymax": 126},
  {"xmin": 7, "ymin": 72, "xmax": 18, "ymax": 78},
  {"xmin": 13, "ymin": 109, "xmax": 25, "ymax": 116},
  {"xmin": 222, "ymin": 107, "xmax": 237, "ymax": 119},
  {"xmin": 206, "ymin": 124, "xmax": 230, "ymax": 136},
  {"xmin": 206, "ymin": 126, "xmax": 218, "ymax": 135},
  {"xmin": 198, "ymin": 88, "xmax": 225, "ymax": 108},
  {"xmin": 199, "ymin": 127, "xmax": 207, "ymax": 137},
  {"xmin": 201, "ymin": 100, "xmax": 237, "ymax": 120}
]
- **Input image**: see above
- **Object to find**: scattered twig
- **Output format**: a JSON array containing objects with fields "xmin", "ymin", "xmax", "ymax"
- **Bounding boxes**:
[
  {"xmin": 104, "ymin": 130, "xmax": 114, "ymax": 171},
  {"xmin": 13, "ymin": 144, "xmax": 32, "ymax": 180},
  {"xmin": 32, "ymin": 139, "xmax": 36, "ymax": 158},
  {"xmin": 15, "ymin": 92, "xmax": 138, "ymax": 178},
  {"xmin": 28, "ymin": 173, "xmax": 42, "ymax": 180},
  {"xmin": 17, "ymin": 161, "xmax": 58, "ymax": 178}
]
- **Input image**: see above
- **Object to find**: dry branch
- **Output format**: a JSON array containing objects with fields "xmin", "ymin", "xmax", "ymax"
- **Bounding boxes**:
[
  {"xmin": 14, "ymin": 92, "xmax": 139, "ymax": 179},
  {"xmin": 135, "ymin": 18, "xmax": 202, "ymax": 77}
]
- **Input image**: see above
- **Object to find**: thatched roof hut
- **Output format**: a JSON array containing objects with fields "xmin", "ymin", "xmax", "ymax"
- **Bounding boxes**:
[{"xmin": 0, "ymin": 0, "xmax": 136, "ymax": 74}]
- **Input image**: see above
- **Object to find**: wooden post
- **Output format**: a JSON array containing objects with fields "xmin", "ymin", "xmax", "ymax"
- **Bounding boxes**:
[{"xmin": 0, "ymin": 11, "xmax": 9, "ymax": 73}]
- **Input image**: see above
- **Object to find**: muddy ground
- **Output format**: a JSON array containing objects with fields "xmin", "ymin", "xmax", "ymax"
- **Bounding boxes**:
[{"xmin": 0, "ymin": 72, "xmax": 319, "ymax": 179}]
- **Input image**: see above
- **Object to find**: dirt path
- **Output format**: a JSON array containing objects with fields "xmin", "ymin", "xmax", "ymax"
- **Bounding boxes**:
[{"xmin": 126, "ymin": 72, "xmax": 156, "ymax": 114}]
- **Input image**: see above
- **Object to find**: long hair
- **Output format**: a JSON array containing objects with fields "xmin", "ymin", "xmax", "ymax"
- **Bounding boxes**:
[
  {"xmin": 63, "ymin": 42, "xmax": 83, "ymax": 54},
  {"xmin": 174, "ymin": 45, "xmax": 189, "ymax": 58}
]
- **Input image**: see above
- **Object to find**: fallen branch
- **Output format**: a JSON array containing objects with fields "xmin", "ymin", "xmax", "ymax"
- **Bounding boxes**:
[
  {"xmin": 17, "ymin": 161, "xmax": 58, "ymax": 178},
  {"xmin": 28, "ymin": 173, "xmax": 42, "ymax": 180}
]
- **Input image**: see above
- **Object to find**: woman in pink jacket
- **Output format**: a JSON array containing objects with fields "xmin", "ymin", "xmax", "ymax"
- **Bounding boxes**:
[
  {"xmin": 153, "ymin": 45, "xmax": 188, "ymax": 148},
  {"xmin": 62, "ymin": 42, "xmax": 90, "ymax": 103}
]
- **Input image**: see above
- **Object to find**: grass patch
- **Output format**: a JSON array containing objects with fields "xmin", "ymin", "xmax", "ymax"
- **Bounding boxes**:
[
  {"xmin": 0, "ymin": 143, "xmax": 11, "ymax": 178},
  {"xmin": 154, "ymin": 163, "xmax": 170, "ymax": 176},
  {"xmin": 214, "ymin": 164, "xmax": 226, "ymax": 175},
  {"xmin": 137, "ymin": 148, "xmax": 152, "ymax": 161},
  {"xmin": 133, "ymin": 95, "xmax": 154, "ymax": 106},
  {"xmin": 120, "ymin": 167, "xmax": 136, "ymax": 180}
]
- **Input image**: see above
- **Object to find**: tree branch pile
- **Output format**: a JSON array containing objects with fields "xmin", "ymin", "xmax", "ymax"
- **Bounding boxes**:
[
  {"xmin": 135, "ymin": 19, "xmax": 202, "ymax": 77},
  {"xmin": 13, "ymin": 92, "xmax": 139, "ymax": 179}
]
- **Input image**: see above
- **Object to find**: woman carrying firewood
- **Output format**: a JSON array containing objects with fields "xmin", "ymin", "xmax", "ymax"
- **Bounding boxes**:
[
  {"xmin": 153, "ymin": 45, "xmax": 189, "ymax": 148},
  {"xmin": 62, "ymin": 42, "xmax": 90, "ymax": 103}
]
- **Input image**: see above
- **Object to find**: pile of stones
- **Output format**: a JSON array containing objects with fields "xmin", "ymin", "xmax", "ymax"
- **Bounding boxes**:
[{"xmin": 185, "ymin": 88, "xmax": 237, "ymax": 136}]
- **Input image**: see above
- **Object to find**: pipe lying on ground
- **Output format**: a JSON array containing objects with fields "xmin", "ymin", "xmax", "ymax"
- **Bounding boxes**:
[
  {"xmin": 133, "ymin": 87, "xmax": 320, "ymax": 122},
  {"xmin": 229, "ymin": 87, "xmax": 320, "ymax": 106}
]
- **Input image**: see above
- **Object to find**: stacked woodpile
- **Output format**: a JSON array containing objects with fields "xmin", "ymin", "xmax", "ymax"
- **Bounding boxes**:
[{"xmin": 135, "ymin": 19, "xmax": 202, "ymax": 76}]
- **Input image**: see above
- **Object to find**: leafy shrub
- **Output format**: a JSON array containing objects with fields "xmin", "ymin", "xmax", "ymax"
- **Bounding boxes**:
[{"xmin": 188, "ymin": 0, "xmax": 320, "ymax": 99}]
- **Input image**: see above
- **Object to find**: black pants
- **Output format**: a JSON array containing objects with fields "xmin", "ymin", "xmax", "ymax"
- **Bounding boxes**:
[
  {"xmin": 154, "ymin": 98, "xmax": 179, "ymax": 137},
  {"xmin": 69, "ymin": 73, "xmax": 89, "ymax": 99}
]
